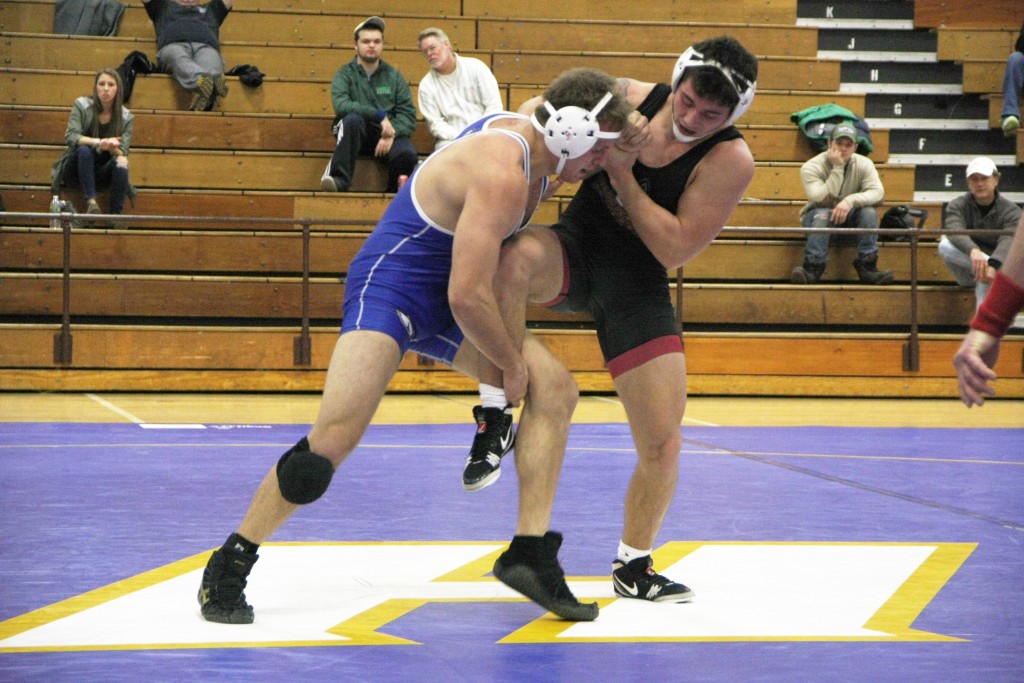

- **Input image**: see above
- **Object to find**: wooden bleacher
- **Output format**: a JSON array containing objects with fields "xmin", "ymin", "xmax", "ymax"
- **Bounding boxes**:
[
  {"xmin": 931, "ymin": 22, "xmax": 1021, "ymax": 140},
  {"xmin": 0, "ymin": 33, "xmax": 841, "ymax": 94},
  {"xmin": 0, "ymin": 106, "xmax": 891, "ymax": 162},
  {"xmin": 1, "ymin": 0, "xmax": 1020, "ymax": 398},
  {"xmin": 914, "ymin": 0, "xmax": 1023, "ymax": 29}
]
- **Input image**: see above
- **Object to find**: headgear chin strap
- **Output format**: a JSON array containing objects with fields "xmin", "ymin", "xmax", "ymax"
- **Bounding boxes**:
[
  {"xmin": 670, "ymin": 46, "xmax": 757, "ymax": 143},
  {"xmin": 532, "ymin": 91, "xmax": 621, "ymax": 174}
]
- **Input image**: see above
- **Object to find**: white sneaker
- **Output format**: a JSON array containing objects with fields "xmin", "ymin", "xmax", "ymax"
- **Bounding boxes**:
[{"xmin": 1003, "ymin": 115, "xmax": 1020, "ymax": 138}]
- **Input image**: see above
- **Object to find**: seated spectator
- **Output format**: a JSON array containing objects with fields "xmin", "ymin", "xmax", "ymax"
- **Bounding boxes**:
[
  {"xmin": 417, "ymin": 27, "xmax": 503, "ymax": 150},
  {"xmin": 791, "ymin": 122, "xmax": 892, "ymax": 285},
  {"xmin": 320, "ymin": 16, "xmax": 418, "ymax": 193},
  {"xmin": 1000, "ymin": 22, "xmax": 1024, "ymax": 137},
  {"xmin": 50, "ymin": 68, "xmax": 134, "ymax": 221},
  {"xmin": 143, "ymin": 0, "xmax": 233, "ymax": 112},
  {"xmin": 939, "ymin": 157, "xmax": 1021, "ymax": 309}
]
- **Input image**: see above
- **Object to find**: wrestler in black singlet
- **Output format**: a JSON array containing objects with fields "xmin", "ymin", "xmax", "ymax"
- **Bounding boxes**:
[{"xmin": 548, "ymin": 83, "xmax": 744, "ymax": 376}]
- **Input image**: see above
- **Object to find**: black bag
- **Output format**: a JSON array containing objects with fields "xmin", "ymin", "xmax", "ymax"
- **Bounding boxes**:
[
  {"xmin": 116, "ymin": 50, "xmax": 156, "ymax": 103},
  {"xmin": 879, "ymin": 205, "xmax": 928, "ymax": 242},
  {"xmin": 226, "ymin": 64, "xmax": 266, "ymax": 87}
]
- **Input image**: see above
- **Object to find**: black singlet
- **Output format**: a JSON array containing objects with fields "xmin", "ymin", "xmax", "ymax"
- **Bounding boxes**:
[{"xmin": 549, "ymin": 83, "xmax": 744, "ymax": 372}]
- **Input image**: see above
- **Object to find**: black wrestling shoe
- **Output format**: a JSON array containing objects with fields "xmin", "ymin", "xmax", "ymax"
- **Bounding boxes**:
[
  {"xmin": 198, "ymin": 545, "xmax": 258, "ymax": 624},
  {"xmin": 493, "ymin": 531, "xmax": 599, "ymax": 621},
  {"xmin": 463, "ymin": 405, "xmax": 515, "ymax": 492},
  {"xmin": 612, "ymin": 555, "xmax": 694, "ymax": 603}
]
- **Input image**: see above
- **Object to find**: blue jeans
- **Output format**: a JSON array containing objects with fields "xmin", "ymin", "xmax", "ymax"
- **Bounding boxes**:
[
  {"xmin": 1002, "ymin": 51, "xmax": 1024, "ymax": 118},
  {"xmin": 62, "ymin": 145, "xmax": 129, "ymax": 213},
  {"xmin": 801, "ymin": 206, "xmax": 879, "ymax": 266}
]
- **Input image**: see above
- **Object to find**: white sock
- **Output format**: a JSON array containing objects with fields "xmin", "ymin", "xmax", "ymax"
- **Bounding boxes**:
[
  {"xmin": 479, "ymin": 383, "xmax": 507, "ymax": 410},
  {"xmin": 617, "ymin": 540, "xmax": 651, "ymax": 564}
]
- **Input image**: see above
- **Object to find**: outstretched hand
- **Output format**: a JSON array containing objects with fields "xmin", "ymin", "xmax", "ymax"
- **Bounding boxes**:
[{"xmin": 952, "ymin": 330, "xmax": 1000, "ymax": 407}]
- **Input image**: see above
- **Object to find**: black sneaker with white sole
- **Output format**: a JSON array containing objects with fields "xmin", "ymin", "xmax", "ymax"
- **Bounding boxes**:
[
  {"xmin": 198, "ymin": 544, "xmax": 258, "ymax": 624},
  {"xmin": 463, "ymin": 404, "xmax": 515, "ymax": 492},
  {"xmin": 493, "ymin": 531, "xmax": 599, "ymax": 621},
  {"xmin": 612, "ymin": 555, "xmax": 694, "ymax": 603}
]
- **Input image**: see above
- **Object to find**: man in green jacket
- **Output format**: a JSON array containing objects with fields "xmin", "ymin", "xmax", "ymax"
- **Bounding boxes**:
[{"xmin": 320, "ymin": 16, "xmax": 418, "ymax": 193}]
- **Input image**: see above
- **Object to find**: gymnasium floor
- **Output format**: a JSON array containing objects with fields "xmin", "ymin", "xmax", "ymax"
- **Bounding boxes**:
[{"xmin": 0, "ymin": 392, "xmax": 1022, "ymax": 682}]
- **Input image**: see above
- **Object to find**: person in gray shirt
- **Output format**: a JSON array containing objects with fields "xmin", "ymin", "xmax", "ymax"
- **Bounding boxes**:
[
  {"xmin": 939, "ymin": 156, "xmax": 1021, "ymax": 308},
  {"xmin": 143, "ymin": 0, "xmax": 233, "ymax": 111}
]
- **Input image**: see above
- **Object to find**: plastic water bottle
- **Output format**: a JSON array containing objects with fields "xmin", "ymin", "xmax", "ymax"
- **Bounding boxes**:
[{"xmin": 49, "ymin": 195, "xmax": 61, "ymax": 229}]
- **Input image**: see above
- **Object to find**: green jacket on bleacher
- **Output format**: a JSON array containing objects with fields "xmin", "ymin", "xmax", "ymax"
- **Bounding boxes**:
[{"xmin": 330, "ymin": 57, "xmax": 417, "ymax": 138}]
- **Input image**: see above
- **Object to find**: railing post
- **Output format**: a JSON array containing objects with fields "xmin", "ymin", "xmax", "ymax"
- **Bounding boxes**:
[
  {"xmin": 52, "ymin": 210, "xmax": 73, "ymax": 364},
  {"xmin": 902, "ymin": 227, "xmax": 920, "ymax": 371},
  {"xmin": 293, "ymin": 220, "xmax": 312, "ymax": 366}
]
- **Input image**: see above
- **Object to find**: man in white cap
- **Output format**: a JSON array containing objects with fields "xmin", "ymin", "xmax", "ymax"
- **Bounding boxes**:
[
  {"xmin": 939, "ymin": 156, "xmax": 1021, "ymax": 308},
  {"xmin": 791, "ymin": 121, "xmax": 891, "ymax": 285}
]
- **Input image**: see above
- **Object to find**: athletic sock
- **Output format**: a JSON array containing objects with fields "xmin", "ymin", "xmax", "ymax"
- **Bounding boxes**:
[
  {"xmin": 479, "ymin": 383, "xmax": 508, "ymax": 410},
  {"xmin": 617, "ymin": 540, "xmax": 652, "ymax": 564}
]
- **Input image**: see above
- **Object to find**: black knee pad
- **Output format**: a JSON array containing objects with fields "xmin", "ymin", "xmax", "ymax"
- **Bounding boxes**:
[{"xmin": 276, "ymin": 437, "xmax": 334, "ymax": 505}]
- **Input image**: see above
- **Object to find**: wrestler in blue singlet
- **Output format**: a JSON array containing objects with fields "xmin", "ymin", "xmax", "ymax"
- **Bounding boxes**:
[{"xmin": 340, "ymin": 112, "xmax": 549, "ymax": 364}]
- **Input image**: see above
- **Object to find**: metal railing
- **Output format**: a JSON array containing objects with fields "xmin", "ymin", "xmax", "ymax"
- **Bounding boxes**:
[
  {"xmin": 1, "ymin": 210, "xmax": 1011, "ymax": 373},
  {"xmin": 5, "ymin": 210, "xmax": 374, "ymax": 368}
]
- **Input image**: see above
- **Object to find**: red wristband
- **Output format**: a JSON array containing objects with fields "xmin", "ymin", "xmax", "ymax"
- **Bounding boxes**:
[{"xmin": 970, "ymin": 271, "xmax": 1024, "ymax": 337}]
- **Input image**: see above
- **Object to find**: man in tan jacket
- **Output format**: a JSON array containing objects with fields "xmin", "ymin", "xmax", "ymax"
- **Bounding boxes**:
[{"xmin": 792, "ymin": 122, "xmax": 891, "ymax": 285}]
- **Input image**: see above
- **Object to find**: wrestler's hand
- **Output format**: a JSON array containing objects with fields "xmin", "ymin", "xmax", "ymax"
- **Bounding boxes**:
[
  {"xmin": 502, "ymin": 357, "xmax": 529, "ymax": 407},
  {"xmin": 601, "ymin": 111, "xmax": 648, "ymax": 176},
  {"xmin": 953, "ymin": 329, "xmax": 1000, "ymax": 407},
  {"xmin": 616, "ymin": 110, "xmax": 650, "ymax": 153}
]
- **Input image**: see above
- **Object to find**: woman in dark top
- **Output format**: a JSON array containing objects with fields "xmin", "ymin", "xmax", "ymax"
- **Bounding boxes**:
[{"xmin": 51, "ymin": 68, "xmax": 134, "ymax": 220}]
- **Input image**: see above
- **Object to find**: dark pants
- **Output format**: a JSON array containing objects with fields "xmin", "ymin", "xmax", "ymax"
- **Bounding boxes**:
[
  {"xmin": 63, "ymin": 146, "xmax": 129, "ymax": 213},
  {"xmin": 326, "ymin": 112, "xmax": 418, "ymax": 192}
]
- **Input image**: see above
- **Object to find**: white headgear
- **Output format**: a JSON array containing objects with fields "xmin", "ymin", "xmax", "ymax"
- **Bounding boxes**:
[
  {"xmin": 531, "ymin": 91, "xmax": 621, "ymax": 174},
  {"xmin": 670, "ymin": 46, "xmax": 757, "ymax": 142}
]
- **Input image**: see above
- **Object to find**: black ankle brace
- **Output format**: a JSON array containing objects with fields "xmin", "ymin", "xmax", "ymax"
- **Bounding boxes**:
[{"xmin": 224, "ymin": 532, "xmax": 259, "ymax": 556}]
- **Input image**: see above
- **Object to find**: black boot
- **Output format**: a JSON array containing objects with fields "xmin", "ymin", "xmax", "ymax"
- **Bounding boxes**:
[
  {"xmin": 198, "ymin": 537, "xmax": 258, "ymax": 624},
  {"xmin": 854, "ymin": 254, "xmax": 893, "ymax": 285},
  {"xmin": 791, "ymin": 260, "xmax": 825, "ymax": 284},
  {"xmin": 492, "ymin": 531, "xmax": 599, "ymax": 621}
]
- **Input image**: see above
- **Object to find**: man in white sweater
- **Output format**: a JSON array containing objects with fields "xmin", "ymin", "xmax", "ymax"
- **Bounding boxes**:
[{"xmin": 417, "ymin": 27, "xmax": 503, "ymax": 150}]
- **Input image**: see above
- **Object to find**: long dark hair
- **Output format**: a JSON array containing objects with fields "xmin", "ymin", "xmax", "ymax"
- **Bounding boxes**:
[{"xmin": 88, "ymin": 68, "xmax": 125, "ymax": 136}]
